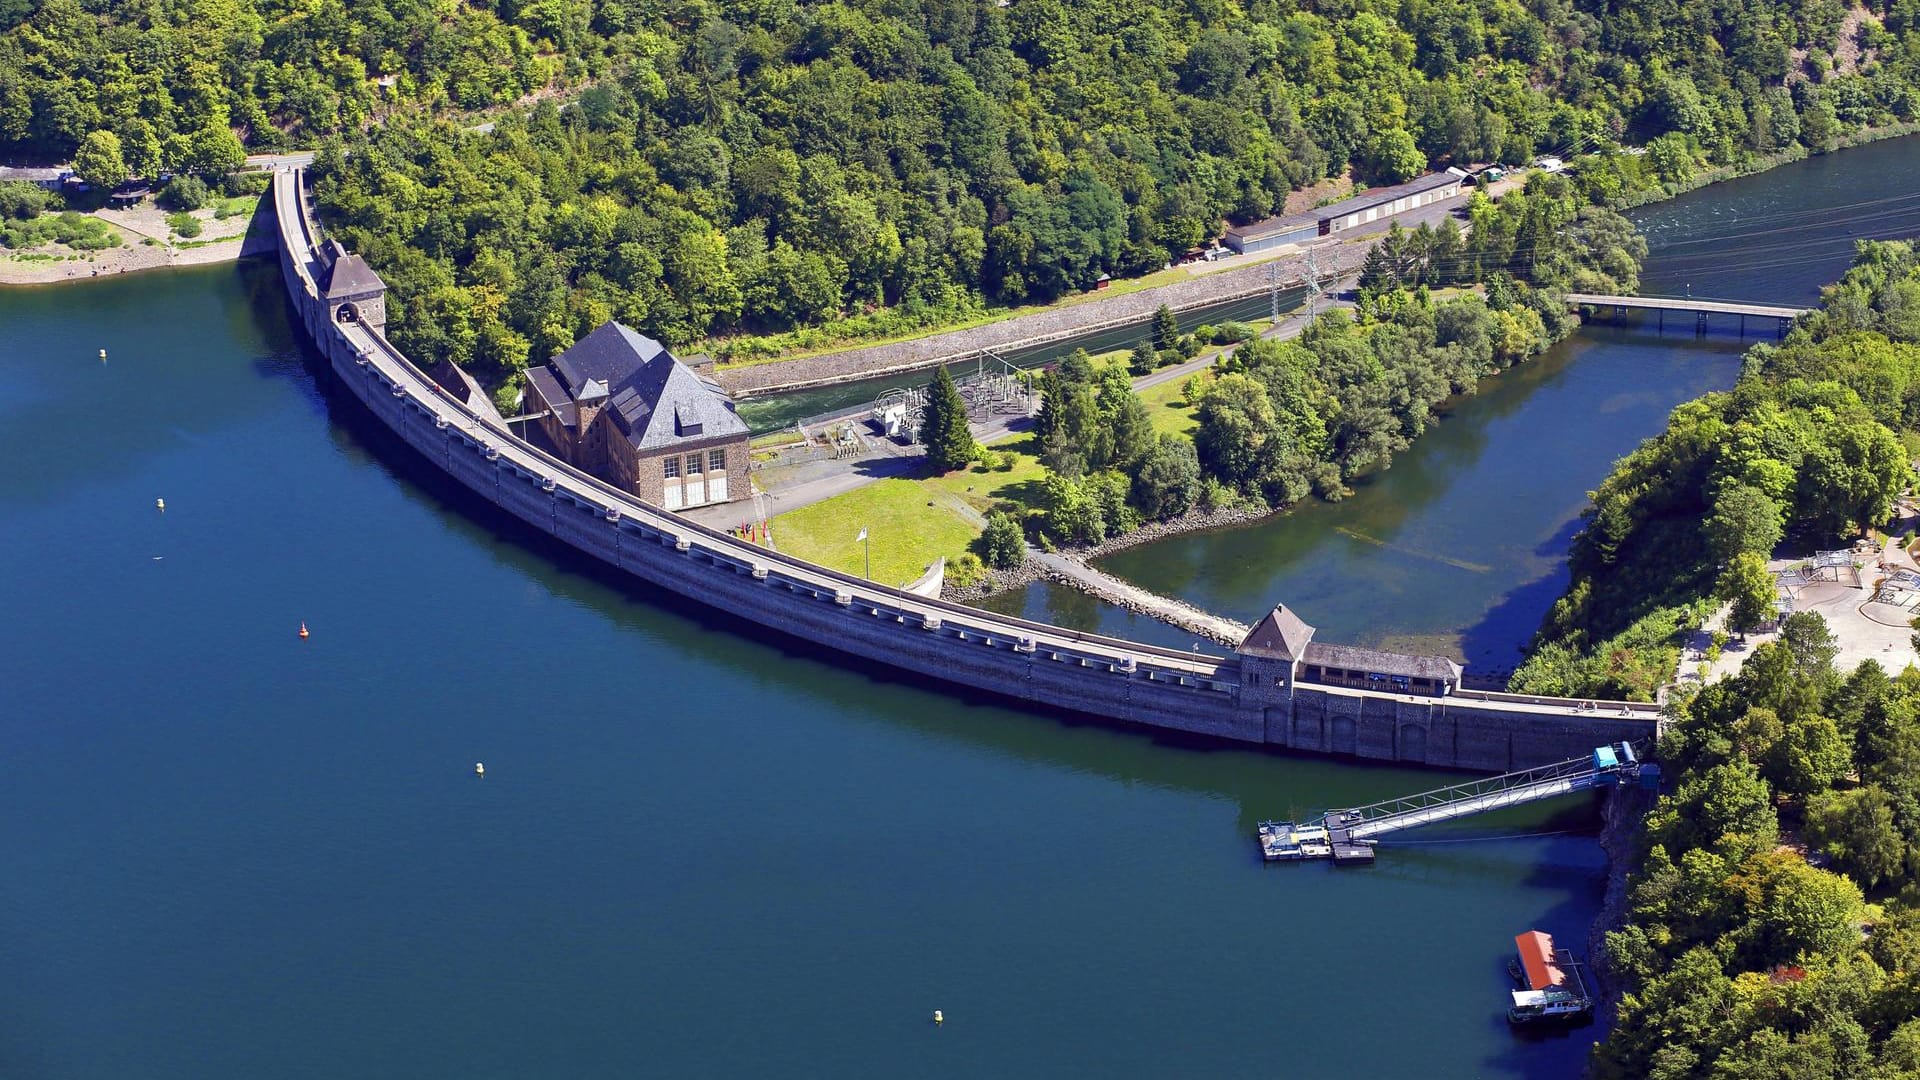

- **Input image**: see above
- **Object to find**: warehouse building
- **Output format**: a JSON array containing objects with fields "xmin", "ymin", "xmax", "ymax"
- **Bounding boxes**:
[
  {"xmin": 1221, "ymin": 168, "xmax": 1471, "ymax": 254},
  {"xmin": 1221, "ymin": 211, "xmax": 1321, "ymax": 256}
]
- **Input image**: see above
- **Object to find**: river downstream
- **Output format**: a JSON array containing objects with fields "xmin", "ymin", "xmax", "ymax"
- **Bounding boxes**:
[
  {"xmin": 3, "ymin": 139, "xmax": 1916, "ymax": 1078},
  {"xmin": 990, "ymin": 135, "xmax": 1920, "ymax": 679}
]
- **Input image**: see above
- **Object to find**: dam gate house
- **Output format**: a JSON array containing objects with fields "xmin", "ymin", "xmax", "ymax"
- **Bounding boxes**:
[
  {"xmin": 1238, "ymin": 605, "xmax": 1463, "ymax": 697},
  {"xmin": 525, "ymin": 322, "xmax": 751, "ymax": 510}
]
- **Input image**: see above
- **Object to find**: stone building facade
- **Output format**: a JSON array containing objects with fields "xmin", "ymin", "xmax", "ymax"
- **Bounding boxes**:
[
  {"xmin": 524, "ymin": 321, "xmax": 751, "ymax": 510},
  {"xmin": 319, "ymin": 241, "xmax": 387, "ymax": 330}
]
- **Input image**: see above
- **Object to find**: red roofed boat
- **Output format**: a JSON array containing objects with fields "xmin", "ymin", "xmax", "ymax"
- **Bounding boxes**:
[{"xmin": 1507, "ymin": 930, "xmax": 1593, "ymax": 1024}]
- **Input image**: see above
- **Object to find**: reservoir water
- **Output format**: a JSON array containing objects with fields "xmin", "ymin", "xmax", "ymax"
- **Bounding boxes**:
[{"xmin": 4, "ymin": 137, "xmax": 1915, "ymax": 1078}]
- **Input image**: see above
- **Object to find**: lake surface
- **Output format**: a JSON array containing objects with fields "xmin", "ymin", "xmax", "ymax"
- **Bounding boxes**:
[
  {"xmin": 6, "ymin": 137, "xmax": 1915, "ymax": 1079},
  {"xmin": 1024, "ymin": 135, "xmax": 1920, "ymax": 678}
]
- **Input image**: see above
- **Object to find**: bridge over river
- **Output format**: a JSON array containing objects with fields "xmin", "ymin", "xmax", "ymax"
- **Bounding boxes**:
[{"xmin": 1566, "ymin": 292, "xmax": 1808, "ymax": 334}]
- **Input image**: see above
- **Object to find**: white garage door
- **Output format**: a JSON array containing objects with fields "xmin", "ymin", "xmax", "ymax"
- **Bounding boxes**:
[
  {"xmin": 685, "ymin": 478, "xmax": 707, "ymax": 506},
  {"xmin": 665, "ymin": 482, "xmax": 683, "ymax": 510}
]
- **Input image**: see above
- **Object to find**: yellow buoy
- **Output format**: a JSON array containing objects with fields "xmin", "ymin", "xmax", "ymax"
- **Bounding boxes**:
[
  {"xmin": 155, "ymin": 498, "xmax": 165, "ymax": 512},
  {"xmin": 475, "ymin": 762, "xmax": 486, "ymax": 777},
  {"xmin": 932, "ymin": 1010, "xmax": 943, "ymax": 1025}
]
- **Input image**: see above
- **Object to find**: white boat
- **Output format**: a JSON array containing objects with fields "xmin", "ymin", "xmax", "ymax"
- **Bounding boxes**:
[{"xmin": 1508, "ymin": 987, "xmax": 1592, "ymax": 1023}]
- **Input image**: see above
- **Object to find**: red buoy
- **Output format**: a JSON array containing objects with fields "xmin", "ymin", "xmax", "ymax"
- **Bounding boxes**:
[{"xmin": 298, "ymin": 622, "xmax": 310, "ymax": 639}]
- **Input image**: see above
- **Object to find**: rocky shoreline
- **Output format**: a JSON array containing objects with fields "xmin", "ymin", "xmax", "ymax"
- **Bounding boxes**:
[
  {"xmin": 0, "ymin": 200, "xmax": 276, "ymax": 286},
  {"xmin": 1587, "ymin": 783, "xmax": 1656, "ymax": 1040}
]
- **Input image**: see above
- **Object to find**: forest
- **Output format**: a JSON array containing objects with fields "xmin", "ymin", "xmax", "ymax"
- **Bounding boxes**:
[
  {"xmin": 1597, "ymin": 610, "xmax": 1920, "ymax": 1079},
  {"xmin": 5, "ymin": 0, "xmax": 1909, "ymax": 390},
  {"xmin": 1515, "ymin": 240, "xmax": 1920, "ymax": 701}
]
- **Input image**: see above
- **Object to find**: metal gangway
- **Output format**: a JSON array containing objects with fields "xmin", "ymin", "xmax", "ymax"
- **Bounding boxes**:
[{"xmin": 1322, "ymin": 743, "xmax": 1650, "ymax": 843}]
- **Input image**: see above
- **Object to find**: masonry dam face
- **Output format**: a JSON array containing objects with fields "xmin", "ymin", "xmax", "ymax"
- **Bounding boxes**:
[{"xmin": 270, "ymin": 170, "xmax": 1654, "ymax": 772}]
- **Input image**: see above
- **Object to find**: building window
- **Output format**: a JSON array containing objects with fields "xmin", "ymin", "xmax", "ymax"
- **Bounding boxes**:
[
  {"xmin": 709, "ymin": 449, "xmax": 726, "ymax": 471},
  {"xmin": 664, "ymin": 457, "xmax": 680, "ymax": 479},
  {"xmin": 687, "ymin": 453, "xmax": 704, "ymax": 475}
]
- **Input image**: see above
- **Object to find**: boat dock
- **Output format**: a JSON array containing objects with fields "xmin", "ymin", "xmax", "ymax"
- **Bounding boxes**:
[
  {"xmin": 1257, "ymin": 819, "xmax": 1375, "ymax": 864},
  {"xmin": 1258, "ymin": 743, "xmax": 1655, "ymax": 864}
]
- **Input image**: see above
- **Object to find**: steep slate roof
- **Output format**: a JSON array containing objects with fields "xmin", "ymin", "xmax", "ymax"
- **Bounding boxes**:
[
  {"xmin": 1302, "ymin": 641, "xmax": 1463, "ymax": 683},
  {"xmin": 428, "ymin": 358, "xmax": 507, "ymax": 425},
  {"xmin": 1239, "ymin": 605, "xmax": 1316, "ymax": 660},
  {"xmin": 524, "ymin": 366, "xmax": 578, "ymax": 430},
  {"xmin": 322, "ymin": 252, "xmax": 386, "ymax": 298},
  {"xmin": 548, "ymin": 321, "xmax": 749, "ymax": 451},
  {"xmin": 552, "ymin": 322, "xmax": 669, "ymax": 398}
]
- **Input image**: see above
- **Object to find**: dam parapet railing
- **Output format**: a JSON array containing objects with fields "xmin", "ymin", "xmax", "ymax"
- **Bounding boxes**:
[{"xmin": 270, "ymin": 167, "xmax": 1656, "ymax": 771}]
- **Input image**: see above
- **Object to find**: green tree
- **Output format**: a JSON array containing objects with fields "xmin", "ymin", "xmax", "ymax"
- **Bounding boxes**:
[
  {"xmin": 1152, "ymin": 304, "xmax": 1180, "ymax": 351},
  {"xmin": 978, "ymin": 511, "xmax": 1026, "ymax": 569},
  {"xmin": 186, "ymin": 124, "xmax": 246, "ymax": 176},
  {"xmin": 1362, "ymin": 126, "xmax": 1425, "ymax": 184},
  {"xmin": 1128, "ymin": 338, "xmax": 1157, "ymax": 375},
  {"xmin": 1193, "ymin": 372, "xmax": 1277, "ymax": 487},
  {"xmin": 919, "ymin": 366, "xmax": 978, "ymax": 473},
  {"xmin": 1131, "ymin": 434, "xmax": 1200, "ymax": 520},
  {"xmin": 1719, "ymin": 551, "xmax": 1778, "ymax": 638},
  {"xmin": 1646, "ymin": 758, "xmax": 1779, "ymax": 855},
  {"xmin": 159, "ymin": 174, "xmax": 209, "ymax": 211},
  {"xmin": 1704, "ymin": 484, "xmax": 1784, "ymax": 562},
  {"xmin": 1725, "ymin": 850, "xmax": 1864, "ymax": 969},
  {"xmin": 72, "ymin": 130, "xmax": 129, "ymax": 190},
  {"xmin": 1040, "ymin": 472, "xmax": 1105, "ymax": 545},
  {"xmin": 1764, "ymin": 712, "xmax": 1851, "ymax": 795},
  {"xmin": 1101, "ymin": 377, "xmax": 1155, "ymax": 469},
  {"xmin": 1805, "ymin": 786, "xmax": 1906, "ymax": 888}
]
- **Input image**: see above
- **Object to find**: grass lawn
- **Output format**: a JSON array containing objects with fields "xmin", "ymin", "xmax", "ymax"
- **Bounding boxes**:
[
  {"xmin": 923, "ymin": 433, "xmax": 1051, "ymax": 515},
  {"xmin": 772, "ymin": 478, "xmax": 980, "ymax": 587},
  {"xmin": 1139, "ymin": 371, "xmax": 1208, "ymax": 439}
]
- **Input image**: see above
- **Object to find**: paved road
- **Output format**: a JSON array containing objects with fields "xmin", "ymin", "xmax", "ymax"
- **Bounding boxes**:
[
  {"xmin": 245, "ymin": 152, "xmax": 316, "ymax": 171},
  {"xmin": 1134, "ymin": 286, "xmax": 1357, "ymax": 392}
]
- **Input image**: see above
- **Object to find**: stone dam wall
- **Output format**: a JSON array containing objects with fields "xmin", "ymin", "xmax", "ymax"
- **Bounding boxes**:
[{"xmin": 271, "ymin": 169, "xmax": 1655, "ymax": 773}]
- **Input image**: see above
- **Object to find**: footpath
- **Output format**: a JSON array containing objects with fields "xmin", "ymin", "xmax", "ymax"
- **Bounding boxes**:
[{"xmin": 1031, "ymin": 550, "xmax": 1250, "ymax": 645}]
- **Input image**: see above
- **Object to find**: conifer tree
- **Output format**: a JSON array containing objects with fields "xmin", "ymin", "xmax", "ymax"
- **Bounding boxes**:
[
  {"xmin": 920, "ymin": 365, "xmax": 978, "ymax": 472},
  {"xmin": 1128, "ymin": 338, "xmax": 1157, "ymax": 374},
  {"xmin": 1152, "ymin": 304, "xmax": 1180, "ymax": 350}
]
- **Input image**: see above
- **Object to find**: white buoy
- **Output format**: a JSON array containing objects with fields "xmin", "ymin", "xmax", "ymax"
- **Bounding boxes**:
[
  {"xmin": 932, "ymin": 1010, "xmax": 943, "ymax": 1025},
  {"xmin": 475, "ymin": 762, "xmax": 486, "ymax": 777},
  {"xmin": 155, "ymin": 498, "xmax": 165, "ymax": 512},
  {"xmin": 99, "ymin": 349, "xmax": 107, "ymax": 361}
]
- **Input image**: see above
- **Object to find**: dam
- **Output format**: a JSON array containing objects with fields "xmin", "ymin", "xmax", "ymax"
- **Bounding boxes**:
[{"xmin": 271, "ymin": 168, "xmax": 1654, "ymax": 771}]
